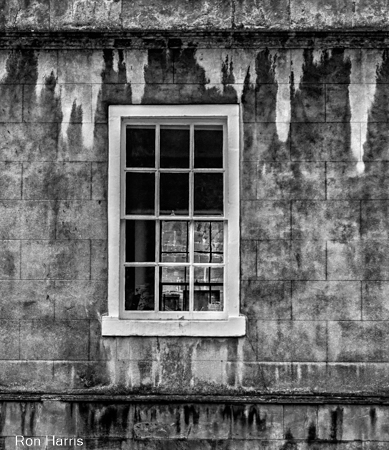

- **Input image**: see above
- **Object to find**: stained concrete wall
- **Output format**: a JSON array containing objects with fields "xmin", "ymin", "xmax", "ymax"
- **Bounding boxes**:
[{"xmin": 2, "ymin": 0, "xmax": 389, "ymax": 31}]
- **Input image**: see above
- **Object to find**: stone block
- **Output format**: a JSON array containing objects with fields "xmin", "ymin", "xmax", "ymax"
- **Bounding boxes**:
[
  {"xmin": 255, "ymin": 84, "xmax": 278, "ymax": 123},
  {"xmin": 290, "ymin": 0, "xmax": 354, "ymax": 29},
  {"xmin": 231, "ymin": 404, "xmax": 283, "ymax": 440},
  {"xmin": 93, "ymin": 84, "xmax": 132, "ymax": 123},
  {"xmin": 327, "ymin": 162, "xmax": 389, "ymax": 200},
  {"xmin": 54, "ymin": 280, "xmax": 107, "ymax": 320},
  {"xmin": 53, "ymin": 361, "xmax": 112, "ymax": 390},
  {"xmin": 0, "ymin": 162, "xmax": 22, "ymax": 199},
  {"xmin": 0, "ymin": 123, "xmax": 58, "ymax": 161},
  {"xmin": 56, "ymin": 200, "xmax": 107, "ymax": 240},
  {"xmin": 0, "ymin": 280, "xmax": 54, "ymax": 319},
  {"xmin": 361, "ymin": 200, "xmax": 389, "ymax": 239},
  {"xmin": 257, "ymin": 240, "xmax": 290, "ymax": 280},
  {"xmin": 241, "ymin": 281, "xmax": 292, "ymax": 319},
  {"xmin": 0, "ymin": 200, "xmax": 56, "ymax": 239},
  {"xmin": 20, "ymin": 320, "xmax": 89, "ymax": 360},
  {"xmin": 22, "ymin": 83, "xmax": 62, "ymax": 123},
  {"xmin": 234, "ymin": 0, "xmax": 289, "ymax": 28},
  {"xmin": 241, "ymin": 200, "xmax": 291, "ymax": 240},
  {"xmin": 283, "ymin": 405, "xmax": 318, "ymax": 440},
  {"xmin": 241, "ymin": 161, "xmax": 257, "ymax": 199},
  {"xmin": 292, "ymin": 201, "xmax": 360, "ymax": 241},
  {"xmin": 34, "ymin": 401, "xmax": 77, "ymax": 436},
  {"xmin": 89, "ymin": 320, "xmax": 115, "ymax": 361},
  {"xmin": 243, "ymin": 122, "xmax": 290, "ymax": 161},
  {"xmin": 0, "ymin": 320, "xmax": 19, "ymax": 359},
  {"xmin": 327, "ymin": 241, "xmax": 389, "ymax": 280},
  {"xmin": 23, "ymin": 162, "xmax": 91, "ymax": 200},
  {"xmin": 364, "ymin": 122, "xmax": 389, "ymax": 160},
  {"xmin": 290, "ymin": 122, "xmax": 354, "ymax": 161},
  {"xmin": 122, "ymin": 0, "xmax": 232, "ymax": 29},
  {"xmin": 0, "ymin": 85, "xmax": 22, "ymax": 122},
  {"xmin": 290, "ymin": 240, "xmax": 326, "ymax": 280},
  {"xmin": 0, "ymin": 240, "xmax": 20, "ymax": 279},
  {"xmin": 328, "ymin": 321, "xmax": 389, "ymax": 362},
  {"xmin": 91, "ymin": 240, "xmax": 107, "ymax": 280},
  {"xmin": 57, "ymin": 50, "xmax": 104, "ymax": 84},
  {"xmin": 50, "ymin": 0, "xmax": 122, "ymax": 30},
  {"xmin": 1, "ymin": 0, "xmax": 50, "ymax": 30},
  {"xmin": 0, "ymin": 361, "xmax": 54, "ymax": 392},
  {"xmin": 292, "ymin": 281, "xmax": 361, "ymax": 320},
  {"xmin": 21, "ymin": 240, "xmax": 90, "ymax": 280},
  {"xmin": 325, "ymin": 84, "xmax": 351, "ymax": 122},
  {"xmin": 91, "ymin": 162, "xmax": 107, "ymax": 200},
  {"xmin": 116, "ymin": 337, "xmax": 158, "ymax": 361},
  {"xmin": 257, "ymin": 162, "xmax": 325, "ymax": 200},
  {"xmin": 58, "ymin": 123, "xmax": 107, "ymax": 162},
  {"xmin": 363, "ymin": 282, "xmax": 389, "ymax": 320},
  {"xmin": 256, "ymin": 321, "xmax": 327, "ymax": 361},
  {"xmin": 291, "ymin": 84, "xmax": 325, "ymax": 122},
  {"xmin": 241, "ymin": 240, "xmax": 257, "ymax": 280}
]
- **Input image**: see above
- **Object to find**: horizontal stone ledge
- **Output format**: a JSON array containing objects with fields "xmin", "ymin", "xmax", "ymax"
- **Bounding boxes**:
[
  {"xmin": 2, "ymin": 30, "xmax": 389, "ymax": 49},
  {"xmin": 2, "ymin": 393, "xmax": 389, "ymax": 405}
]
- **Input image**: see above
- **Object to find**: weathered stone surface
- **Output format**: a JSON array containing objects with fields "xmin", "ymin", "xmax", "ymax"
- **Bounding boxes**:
[
  {"xmin": 89, "ymin": 320, "xmax": 114, "ymax": 361},
  {"xmin": 290, "ymin": 123, "xmax": 354, "ymax": 161},
  {"xmin": 292, "ymin": 201, "xmax": 360, "ymax": 241},
  {"xmin": 283, "ymin": 405, "xmax": 317, "ymax": 440},
  {"xmin": 0, "ymin": 240, "xmax": 20, "ymax": 279},
  {"xmin": 257, "ymin": 162, "xmax": 325, "ymax": 200},
  {"xmin": 257, "ymin": 240, "xmax": 290, "ymax": 280},
  {"xmin": 0, "ymin": 86, "xmax": 22, "ymax": 122},
  {"xmin": 1, "ymin": 0, "xmax": 50, "ymax": 30},
  {"xmin": 122, "ymin": 0, "xmax": 232, "ymax": 30},
  {"xmin": 21, "ymin": 240, "xmax": 90, "ymax": 280},
  {"xmin": 326, "ymin": 84, "xmax": 351, "ymax": 122},
  {"xmin": 22, "ymin": 83, "xmax": 62, "ymax": 123},
  {"xmin": 363, "ymin": 282, "xmax": 389, "ymax": 320},
  {"xmin": 93, "ymin": 84, "xmax": 132, "ymax": 123},
  {"xmin": 91, "ymin": 162, "xmax": 107, "ymax": 200},
  {"xmin": 241, "ymin": 161, "xmax": 257, "ymax": 199},
  {"xmin": 56, "ymin": 200, "xmax": 107, "ymax": 240},
  {"xmin": 23, "ymin": 162, "xmax": 91, "ymax": 200},
  {"xmin": 0, "ymin": 320, "xmax": 19, "ymax": 359},
  {"xmin": 361, "ymin": 200, "xmax": 389, "ymax": 239},
  {"xmin": 91, "ymin": 240, "xmax": 107, "ymax": 280},
  {"xmin": 50, "ymin": 0, "xmax": 122, "ymax": 30},
  {"xmin": 53, "ymin": 361, "xmax": 111, "ymax": 390},
  {"xmin": 243, "ymin": 122, "xmax": 290, "ymax": 161},
  {"xmin": 0, "ymin": 123, "xmax": 58, "ymax": 161},
  {"xmin": 0, "ymin": 162, "xmax": 22, "ymax": 199},
  {"xmin": 0, "ymin": 361, "xmax": 54, "ymax": 391},
  {"xmin": 291, "ymin": 84, "xmax": 326, "ymax": 123},
  {"xmin": 290, "ymin": 0, "xmax": 354, "ymax": 29},
  {"xmin": 241, "ymin": 240, "xmax": 257, "ymax": 280},
  {"xmin": 255, "ymin": 84, "xmax": 278, "ymax": 122},
  {"xmin": 292, "ymin": 281, "xmax": 361, "ymax": 320},
  {"xmin": 234, "ymin": 0, "xmax": 289, "ymax": 28},
  {"xmin": 241, "ymin": 281, "xmax": 292, "ymax": 319},
  {"xmin": 327, "ymin": 241, "xmax": 389, "ymax": 280},
  {"xmin": 241, "ymin": 200, "xmax": 291, "ymax": 240},
  {"xmin": 20, "ymin": 320, "xmax": 89, "ymax": 360},
  {"xmin": 327, "ymin": 162, "xmax": 389, "ymax": 199},
  {"xmin": 0, "ymin": 200, "xmax": 56, "ymax": 239},
  {"xmin": 0, "ymin": 280, "xmax": 54, "ymax": 319},
  {"xmin": 57, "ymin": 50, "xmax": 103, "ymax": 84},
  {"xmin": 256, "ymin": 321, "xmax": 327, "ymax": 361},
  {"xmin": 328, "ymin": 321, "xmax": 389, "ymax": 362}
]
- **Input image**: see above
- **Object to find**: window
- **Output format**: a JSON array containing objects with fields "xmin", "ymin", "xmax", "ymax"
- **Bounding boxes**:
[{"xmin": 102, "ymin": 105, "xmax": 245, "ymax": 336}]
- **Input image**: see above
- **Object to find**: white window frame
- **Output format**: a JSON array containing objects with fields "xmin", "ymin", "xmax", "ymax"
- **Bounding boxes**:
[{"xmin": 102, "ymin": 105, "xmax": 245, "ymax": 336}]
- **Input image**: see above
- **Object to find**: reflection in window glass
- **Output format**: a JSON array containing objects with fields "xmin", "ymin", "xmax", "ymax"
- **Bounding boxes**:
[
  {"xmin": 126, "ymin": 221, "xmax": 155, "ymax": 262},
  {"xmin": 160, "ymin": 126, "xmax": 190, "ymax": 168},
  {"xmin": 160, "ymin": 173, "xmax": 189, "ymax": 215},
  {"xmin": 160, "ymin": 267, "xmax": 189, "ymax": 311},
  {"xmin": 125, "ymin": 267, "xmax": 155, "ymax": 310},
  {"xmin": 194, "ymin": 173, "xmax": 223, "ymax": 215},
  {"xmin": 194, "ymin": 126, "xmax": 223, "ymax": 168},
  {"xmin": 193, "ymin": 267, "xmax": 223, "ymax": 311},
  {"xmin": 160, "ymin": 221, "xmax": 189, "ymax": 262},
  {"xmin": 126, "ymin": 173, "xmax": 155, "ymax": 215},
  {"xmin": 126, "ymin": 126, "xmax": 155, "ymax": 168},
  {"xmin": 194, "ymin": 222, "xmax": 223, "ymax": 263}
]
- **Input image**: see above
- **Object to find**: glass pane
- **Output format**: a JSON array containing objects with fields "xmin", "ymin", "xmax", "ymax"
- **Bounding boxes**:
[
  {"xmin": 126, "ymin": 126, "xmax": 155, "ymax": 168},
  {"xmin": 160, "ymin": 126, "xmax": 190, "ymax": 168},
  {"xmin": 126, "ymin": 172, "xmax": 155, "ymax": 215},
  {"xmin": 194, "ymin": 173, "xmax": 223, "ymax": 215},
  {"xmin": 194, "ymin": 126, "xmax": 223, "ymax": 168},
  {"xmin": 125, "ymin": 267, "xmax": 155, "ymax": 311},
  {"xmin": 160, "ymin": 221, "xmax": 189, "ymax": 262},
  {"xmin": 126, "ymin": 220, "xmax": 155, "ymax": 262},
  {"xmin": 160, "ymin": 267, "xmax": 189, "ymax": 311},
  {"xmin": 194, "ymin": 221, "xmax": 223, "ymax": 263},
  {"xmin": 160, "ymin": 173, "xmax": 189, "ymax": 215},
  {"xmin": 194, "ymin": 267, "xmax": 223, "ymax": 311}
]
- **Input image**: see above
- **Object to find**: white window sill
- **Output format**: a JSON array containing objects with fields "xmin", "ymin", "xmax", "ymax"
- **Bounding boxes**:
[{"xmin": 102, "ymin": 315, "xmax": 246, "ymax": 337}]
